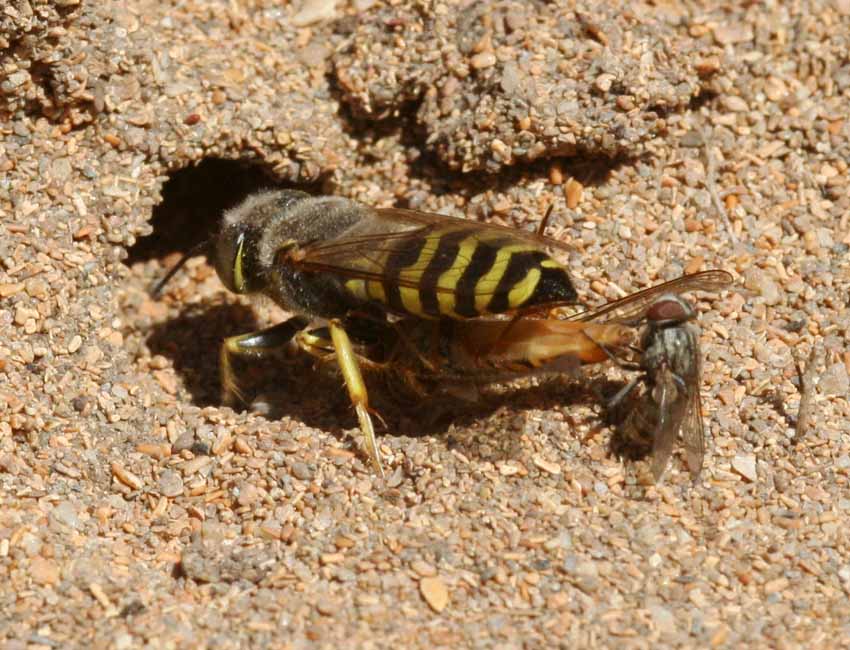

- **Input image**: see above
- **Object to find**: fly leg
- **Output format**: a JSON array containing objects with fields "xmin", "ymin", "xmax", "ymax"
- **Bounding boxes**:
[
  {"xmin": 328, "ymin": 320, "xmax": 385, "ymax": 477},
  {"xmin": 607, "ymin": 375, "xmax": 643, "ymax": 411},
  {"xmin": 220, "ymin": 316, "xmax": 310, "ymax": 407}
]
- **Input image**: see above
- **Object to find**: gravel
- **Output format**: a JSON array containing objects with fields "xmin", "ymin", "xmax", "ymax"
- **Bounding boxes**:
[{"xmin": 1, "ymin": 0, "xmax": 849, "ymax": 648}]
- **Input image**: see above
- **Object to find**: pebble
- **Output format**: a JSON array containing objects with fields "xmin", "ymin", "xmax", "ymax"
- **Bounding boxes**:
[
  {"xmin": 419, "ymin": 576, "xmax": 449, "ymax": 612},
  {"xmin": 237, "ymin": 483, "xmax": 259, "ymax": 507},
  {"xmin": 2, "ymin": 1, "xmax": 849, "ymax": 647},
  {"xmin": 744, "ymin": 270, "xmax": 781, "ymax": 305},
  {"xmin": 732, "ymin": 455, "xmax": 758, "ymax": 482},
  {"xmin": 713, "ymin": 23, "xmax": 754, "ymax": 44},
  {"xmin": 291, "ymin": 461, "xmax": 313, "ymax": 481},
  {"xmin": 532, "ymin": 455, "xmax": 561, "ymax": 475},
  {"xmin": 158, "ymin": 469, "xmax": 184, "ymax": 497},
  {"xmin": 50, "ymin": 501, "xmax": 81, "ymax": 530},
  {"xmin": 291, "ymin": 0, "xmax": 338, "ymax": 27},
  {"xmin": 723, "ymin": 96, "xmax": 749, "ymax": 112},
  {"xmin": 649, "ymin": 604, "xmax": 676, "ymax": 635},
  {"xmin": 111, "ymin": 463, "xmax": 144, "ymax": 490},
  {"xmin": 30, "ymin": 557, "xmax": 60, "ymax": 585},
  {"xmin": 172, "ymin": 432, "xmax": 196, "ymax": 453},
  {"xmin": 819, "ymin": 363, "xmax": 849, "ymax": 396},
  {"xmin": 470, "ymin": 52, "xmax": 496, "ymax": 69},
  {"xmin": 411, "ymin": 560, "xmax": 437, "ymax": 578}
]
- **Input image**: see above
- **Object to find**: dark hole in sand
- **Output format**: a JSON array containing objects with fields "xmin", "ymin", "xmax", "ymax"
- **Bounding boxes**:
[{"xmin": 126, "ymin": 157, "xmax": 296, "ymax": 265}]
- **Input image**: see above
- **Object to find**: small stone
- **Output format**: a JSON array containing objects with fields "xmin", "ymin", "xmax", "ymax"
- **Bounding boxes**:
[
  {"xmin": 420, "ymin": 576, "xmax": 449, "ymax": 612},
  {"xmin": 765, "ymin": 76, "xmax": 787, "ymax": 102},
  {"xmin": 731, "ymin": 455, "xmax": 757, "ymax": 482},
  {"xmin": 158, "ymin": 469, "xmax": 184, "ymax": 497},
  {"xmin": 564, "ymin": 178, "xmax": 583, "ymax": 210},
  {"xmin": 411, "ymin": 560, "xmax": 437, "ymax": 577},
  {"xmin": 50, "ymin": 501, "xmax": 80, "ymax": 530},
  {"xmin": 3, "ymin": 71, "xmax": 30, "ymax": 90},
  {"xmin": 565, "ymin": 558, "xmax": 600, "ymax": 594},
  {"xmin": 111, "ymin": 463, "xmax": 144, "ymax": 490},
  {"xmin": 713, "ymin": 24, "xmax": 753, "ymax": 45},
  {"xmin": 594, "ymin": 73, "xmax": 616, "ymax": 93},
  {"xmin": 819, "ymin": 362, "xmax": 849, "ymax": 396},
  {"xmin": 695, "ymin": 57, "xmax": 721, "ymax": 77},
  {"xmin": 154, "ymin": 369, "xmax": 178, "ymax": 395},
  {"xmin": 649, "ymin": 604, "xmax": 676, "ymax": 635},
  {"xmin": 291, "ymin": 0, "xmax": 339, "ymax": 27},
  {"xmin": 317, "ymin": 600, "xmax": 336, "ymax": 616},
  {"xmin": 764, "ymin": 577, "xmax": 789, "ymax": 594},
  {"xmin": 470, "ymin": 52, "xmax": 496, "ymax": 69},
  {"xmin": 172, "ymin": 432, "xmax": 195, "ymax": 453},
  {"xmin": 0, "ymin": 283, "xmax": 24, "ymax": 298},
  {"xmin": 237, "ymin": 483, "xmax": 259, "ymax": 507},
  {"xmin": 113, "ymin": 634, "xmax": 133, "ymax": 650},
  {"xmin": 52, "ymin": 157, "xmax": 73, "ymax": 180},
  {"xmin": 689, "ymin": 588, "xmax": 708, "ymax": 607},
  {"xmin": 723, "ymin": 96, "xmax": 749, "ymax": 112},
  {"xmin": 291, "ymin": 462, "xmax": 313, "ymax": 481},
  {"xmin": 25, "ymin": 278, "xmax": 48, "ymax": 299},
  {"xmin": 743, "ymin": 270, "xmax": 781, "ymax": 305},
  {"xmin": 532, "ymin": 455, "xmax": 561, "ymax": 475},
  {"xmin": 30, "ymin": 557, "xmax": 60, "ymax": 585}
]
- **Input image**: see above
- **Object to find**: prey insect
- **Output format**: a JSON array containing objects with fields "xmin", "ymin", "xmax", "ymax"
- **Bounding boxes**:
[
  {"xmin": 459, "ymin": 270, "xmax": 733, "ymax": 481},
  {"xmin": 606, "ymin": 294, "xmax": 708, "ymax": 481},
  {"xmin": 544, "ymin": 270, "xmax": 731, "ymax": 481},
  {"xmin": 154, "ymin": 190, "xmax": 578, "ymax": 475}
]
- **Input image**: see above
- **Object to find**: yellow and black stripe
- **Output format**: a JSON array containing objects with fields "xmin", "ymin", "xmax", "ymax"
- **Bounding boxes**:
[{"xmin": 345, "ymin": 227, "xmax": 576, "ymax": 319}]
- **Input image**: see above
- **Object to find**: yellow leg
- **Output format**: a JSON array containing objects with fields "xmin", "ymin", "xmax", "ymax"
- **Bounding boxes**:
[
  {"xmin": 329, "ymin": 320, "xmax": 384, "ymax": 477},
  {"xmin": 220, "ymin": 316, "xmax": 309, "ymax": 407},
  {"xmin": 297, "ymin": 327, "xmax": 390, "ymax": 372}
]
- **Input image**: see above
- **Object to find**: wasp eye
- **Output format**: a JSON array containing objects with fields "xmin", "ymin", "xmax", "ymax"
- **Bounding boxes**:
[
  {"xmin": 214, "ymin": 225, "xmax": 247, "ymax": 293},
  {"xmin": 232, "ymin": 232, "xmax": 247, "ymax": 292}
]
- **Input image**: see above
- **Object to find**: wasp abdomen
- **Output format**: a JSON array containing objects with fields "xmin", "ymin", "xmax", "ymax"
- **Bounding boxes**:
[{"xmin": 345, "ymin": 227, "xmax": 575, "ymax": 319}]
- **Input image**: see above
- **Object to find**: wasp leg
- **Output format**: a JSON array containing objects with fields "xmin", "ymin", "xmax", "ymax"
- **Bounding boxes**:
[
  {"xmin": 295, "ymin": 328, "xmax": 336, "ymax": 363},
  {"xmin": 328, "ymin": 319, "xmax": 385, "ymax": 477},
  {"xmin": 296, "ymin": 327, "xmax": 390, "ymax": 373},
  {"xmin": 220, "ymin": 316, "xmax": 310, "ymax": 407}
]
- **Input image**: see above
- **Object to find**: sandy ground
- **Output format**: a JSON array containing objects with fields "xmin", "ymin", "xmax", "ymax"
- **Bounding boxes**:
[{"xmin": 1, "ymin": 0, "xmax": 849, "ymax": 648}]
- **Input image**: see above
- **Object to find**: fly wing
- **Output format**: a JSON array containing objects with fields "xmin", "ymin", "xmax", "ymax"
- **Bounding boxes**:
[
  {"xmin": 681, "ymin": 387, "xmax": 705, "ymax": 478},
  {"xmin": 570, "ymin": 270, "xmax": 733, "ymax": 325},
  {"xmin": 649, "ymin": 370, "xmax": 689, "ymax": 482}
]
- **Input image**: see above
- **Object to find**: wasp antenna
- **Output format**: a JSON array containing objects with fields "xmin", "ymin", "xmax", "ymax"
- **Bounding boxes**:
[
  {"xmin": 537, "ymin": 203, "xmax": 555, "ymax": 237},
  {"xmin": 149, "ymin": 239, "xmax": 210, "ymax": 298}
]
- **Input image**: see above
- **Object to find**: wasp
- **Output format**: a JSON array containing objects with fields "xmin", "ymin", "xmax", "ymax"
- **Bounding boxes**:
[
  {"xmin": 154, "ymin": 190, "xmax": 579, "ymax": 475},
  {"xmin": 291, "ymin": 270, "xmax": 732, "ymax": 480}
]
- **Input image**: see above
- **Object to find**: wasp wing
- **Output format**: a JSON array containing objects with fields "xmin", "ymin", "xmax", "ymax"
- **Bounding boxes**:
[
  {"xmin": 292, "ymin": 207, "xmax": 575, "ymax": 317},
  {"xmin": 571, "ymin": 270, "xmax": 733, "ymax": 325},
  {"xmin": 296, "ymin": 207, "xmax": 570, "ymax": 284}
]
